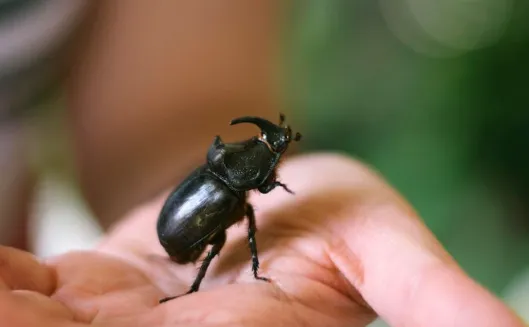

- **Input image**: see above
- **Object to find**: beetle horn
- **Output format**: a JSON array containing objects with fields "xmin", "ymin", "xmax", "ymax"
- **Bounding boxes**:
[{"xmin": 229, "ymin": 116, "xmax": 283, "ymax": 140}]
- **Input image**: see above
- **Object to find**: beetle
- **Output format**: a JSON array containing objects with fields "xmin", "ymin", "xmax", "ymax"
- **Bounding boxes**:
[{"xmin": 156, "ymin": 113, "xmax": 302, "ymax": 303}]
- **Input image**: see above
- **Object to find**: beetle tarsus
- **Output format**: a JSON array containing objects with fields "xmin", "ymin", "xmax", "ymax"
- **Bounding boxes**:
[
  {"xmin": 245, "ymin": 204, "xmax": 270, "ymax": 283},
  {"xmin": 159, "ymin": 287, "xmax": 197, "ymax": 303},
  {"xmin": 277, "ymin": 182, "xmax": 295, "ymax": 194}
]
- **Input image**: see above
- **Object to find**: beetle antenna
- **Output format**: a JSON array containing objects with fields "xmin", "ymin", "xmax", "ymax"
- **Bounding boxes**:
[
  {"xmin": 279, "ymin": 113, "xmax": 286, "ymax": 126},
  {"xmin": 294, "ymin": 132, "xmax": 302, "ymax": 141}
]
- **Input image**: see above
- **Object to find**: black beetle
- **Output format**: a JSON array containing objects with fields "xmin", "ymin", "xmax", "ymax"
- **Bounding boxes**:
[{"xmin": 156, "ymin": 113, "xmax": 302, "ymax": 303}]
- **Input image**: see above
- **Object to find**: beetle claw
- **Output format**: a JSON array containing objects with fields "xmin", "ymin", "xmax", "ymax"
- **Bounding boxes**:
[
  {"xmin": 159, "ymin": 295, "xmax": 178, "ymax": 303},
  {"xmin": 255, "ymin": 275, "xmax": 271, "ymax": 283}
]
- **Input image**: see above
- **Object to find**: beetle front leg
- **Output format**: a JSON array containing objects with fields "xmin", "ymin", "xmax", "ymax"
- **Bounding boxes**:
[
  {"xmin": 159, "ymin": 231, "xmax": 226, "ymax": 304},
  {"xmin": 246, "ymin": 204, "xmax": 270, "ymax": 282},
  {"xmin": 258, "ymin": 181, "xmax": 294, "ymax": 194}
]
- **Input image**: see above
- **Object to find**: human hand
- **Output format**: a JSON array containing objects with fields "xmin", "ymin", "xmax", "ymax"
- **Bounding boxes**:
[{"xmin": 1, "ymin": 154, "xmax": 525, "ymax": 326}]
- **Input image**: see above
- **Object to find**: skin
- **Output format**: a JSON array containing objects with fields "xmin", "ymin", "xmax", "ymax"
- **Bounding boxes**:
[{"xmin": 0, "ymin": 153, "xmax": 525, "ymax": 327}]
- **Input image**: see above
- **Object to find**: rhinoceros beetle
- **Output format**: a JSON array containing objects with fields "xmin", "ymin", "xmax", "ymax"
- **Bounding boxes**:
[{"xmin": 157, "ymin": 113, "xmax": 301, "ymax": 303}]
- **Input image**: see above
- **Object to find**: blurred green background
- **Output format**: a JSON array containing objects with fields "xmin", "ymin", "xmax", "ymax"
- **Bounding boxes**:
[
  {"xmin": 283, "ymin": 0, "xmax": 529, "ymax": 297},
  {"xmin": 2, "ymin": 1, "xmax": 528, "ymax": 324}
]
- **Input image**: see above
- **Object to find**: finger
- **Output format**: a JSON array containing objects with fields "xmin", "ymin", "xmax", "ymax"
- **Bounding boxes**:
[
  {"xmin": 65, "ymin": 0, "xmax": 282, "ymax": 226},
  {"xmin": 47, "ymin": 251, "xmax": 160, "ymax": 323},
  {"xmin": 253, "ymin": 153, "xmax": 525, "ymax": 327},
  {"xmin": 0, "ymin": 246, "xmax": 55, "ymax": 295}
]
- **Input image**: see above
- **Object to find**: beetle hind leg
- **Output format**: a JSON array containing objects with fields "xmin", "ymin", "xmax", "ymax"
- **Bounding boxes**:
[
  {"xmin": 245, "ymin": 204, "xmax": 271, "ymax": 283},
  {"xmin": 159, "ymin": 231, "xmax": 227, "ymax": 304}
]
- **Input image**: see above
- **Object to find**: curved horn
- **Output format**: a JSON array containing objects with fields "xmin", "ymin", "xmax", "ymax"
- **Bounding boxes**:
[{"xmin": 229, "ymin": 116, "xmax": 282, "ymax": 137}]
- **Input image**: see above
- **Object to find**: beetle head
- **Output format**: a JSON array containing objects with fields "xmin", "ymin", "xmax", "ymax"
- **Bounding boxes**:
[{"xmin": 230, "ymin": 113, "xmax": 302, "ymax": 153}]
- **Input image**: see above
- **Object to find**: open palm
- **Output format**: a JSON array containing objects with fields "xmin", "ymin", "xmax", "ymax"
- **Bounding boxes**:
[{"xmin": 0, "ymin": 154, "xmax": 524, "ymax": 327}]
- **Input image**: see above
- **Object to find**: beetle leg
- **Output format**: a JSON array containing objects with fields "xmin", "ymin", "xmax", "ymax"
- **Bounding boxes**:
[
  {"xmin": 159, "ymin": 231, "xmax": 226, "ymax": 304},
  {"xmin": 190, "ymin": 232, "xmax": 226, "ymax": 290},
  {"xmin": 246, "ymin": 204, "xmax": 271, "ymax": 282},
  {"xmin": 258, "ymin": 181, "xmax": 294, "ymax": 194}
]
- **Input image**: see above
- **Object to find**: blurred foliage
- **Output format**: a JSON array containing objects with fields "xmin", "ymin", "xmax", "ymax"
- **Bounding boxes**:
[{"xmin": 283, "ymin": 0, "xmax": 529, "ymax": 295}]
